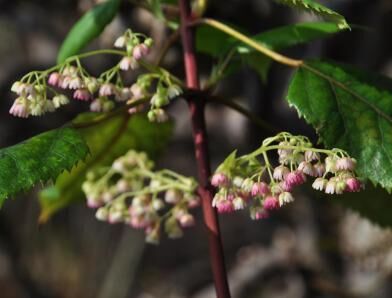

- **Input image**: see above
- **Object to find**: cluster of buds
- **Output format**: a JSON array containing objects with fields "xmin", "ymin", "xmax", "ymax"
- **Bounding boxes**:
[
  {"xmin": 211, "ymin": 132, "xmax": 363, "ymax": 219},
  {"xmin": 10, "ymin": 81, "xmax": 61, "ymax": 118},
  {"xmin": 9, "ymin": 29, "xmax": 181, "ymax": 122},
  {"xmin": 82, "ymin": 150, "xmax": 200, "ymax": 244},
  {"xmin": 114, "ymin": 29, "xmax": 153, "ymax": 70}
]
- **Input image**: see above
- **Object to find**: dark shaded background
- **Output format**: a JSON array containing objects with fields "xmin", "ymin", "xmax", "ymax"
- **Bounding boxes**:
[{"xmin": 1, "ymin": 0, "xmax": 392, "ymax": 297}]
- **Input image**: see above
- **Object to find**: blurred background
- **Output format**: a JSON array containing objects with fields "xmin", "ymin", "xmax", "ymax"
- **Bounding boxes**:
[{"xmin": 1, "ymin": 0, "xmax": 392, "ymax": 297}]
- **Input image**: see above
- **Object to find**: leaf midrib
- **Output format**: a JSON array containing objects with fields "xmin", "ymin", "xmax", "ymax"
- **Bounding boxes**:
[{"xmin": 302, "ymin": 63, "xmax": 392, "ymax": 124}]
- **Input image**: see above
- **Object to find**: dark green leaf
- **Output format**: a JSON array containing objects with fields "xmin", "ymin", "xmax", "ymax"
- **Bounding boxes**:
[
  {"xmin": 275, "ymin": 0, "xmax": 350, "ymax": 30},
  {"xmin": 0, "ymin": 128, "xmax": 89, "ymax": 205},
  {"xmin": 57, "ymin": 0, "xmax": 121, "ymax": 63},
  {"xmin": 196, "ymin": 22, "xmax": 343, "ymax": 82},
  {"xmin": 39, "ymin": 113, "xmax": 173, "ymax": 222},
  {"xmin": 287, "ymin": 59, "xmax": 392, "ymax": 192},
  {"xmin": 339, "ymin": 184, "xmax": 392, "ymax": 228}
]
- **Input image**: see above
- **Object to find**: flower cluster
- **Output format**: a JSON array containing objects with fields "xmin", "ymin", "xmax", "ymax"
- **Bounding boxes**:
[
  {"xmin": 9, "ymin": 29, "xmax": 182, "ymax": 122},
  {"xmin": 211, "ymin": 132, "xmax": 362, "ymax": 219},
  {"xmin": 82, "ymin": 150, "xmax": 200, "ymax": 244}
]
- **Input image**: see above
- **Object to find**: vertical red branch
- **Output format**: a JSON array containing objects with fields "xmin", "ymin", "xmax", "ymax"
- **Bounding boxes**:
[{"xmin": 178, "ymin": 1, "xmax": 231, "ymax": 297}]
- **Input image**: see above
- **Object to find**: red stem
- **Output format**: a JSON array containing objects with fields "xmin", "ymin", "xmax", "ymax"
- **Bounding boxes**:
[{"xmin": 178, "ymin": 1, "xmax": 231, "ymax": 297}]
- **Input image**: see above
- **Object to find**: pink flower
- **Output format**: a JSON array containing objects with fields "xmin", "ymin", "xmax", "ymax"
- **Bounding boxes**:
[
  {"xmin": 298, "ymin": 161, "xmax": 315, "ymax": 176},
  {"xmin": 216, "ymin": 200, "xmax": 234, "ymax": 213},
  {"xmin": 278, "ymin": 192, "xmax": 294, "ymax": 206},
  {"xmin": 87, "ymin": 196, "xmax": 103, "ymax": 208},
  {"xmin": 59, "ymin": 76, "xmax": 71, "ymax": 89},
  {"xmin": 233, "ymin": 197, "xmax": 246, "ymax": 210},
  {"xmin": 9, "ymin": 98, "xmax": 29, "ymax": 118},
  {"xmin": 119, "ymin": 56, "xmax": 138, "ymax": 71},
  {"xmin": 68, "ymin": 77, "xmax": 83, "ymax": 89},
  {"xmin": 132, "ymin": 44, "xmax": 150, "ymax": 60},
  {"xmin": 254, "ymin": 209, "xmax": 269, "ymax": 220},
  {"xmin": 251, "ymin": 182, "xmax": 270, "ymax": 196},
  {"xmin": 304, "ymin": 150, "xmax": 320, "ymax": 162},
  {"xmin": 48, "ymin": 72, "xmax": 61, "ymax": 86},
  {"xmin": 73, "ymin": 89, "xmax": 91, "ymax": 101},
  {"xmin": 211, "ymin": 173, "xmax": 229, "ymax": 187},
  {"xmin": 179, "ymin": 214, "xmax": 195, "ymax": 227},
  {"xmin": 312, "ymin": 178, "xmax": 327, "ymax": 191},
  {"xmin": 280, "ymin": 181, "xmax": 293, "ymax": 192},
  {"xmin": 130, "ymin": 83, "xmax": 145, "ymax": 99},
  {"xmin": 336, "ymin": 157, "xmax": 356, "ymax": 171},
  {"xmin": 99, "ymin": 83, "xmax": 115, "ymax": 97},
  {"xmin": 284, "ymin": 170, "xmax": 306, "ymax": 189},
  {"xmin": 345, "ymin": 178, "xmax": 362, "ymax": 192},
  {"xmin": 313, "ymin": 163, "xmax": 326, "ymax": 177},
  {"xmin": 128, "ymin": 105, "xmax": 144, "ymax": 114},
  {"xmin": 273, "ymin": 165, "xmax": 290, "ymax": 181},
  {"xmin": 90, "ymin": 99, "xmax": 102, "ymax": 112},
  {"xmin": 108, "ymin": 211, "xmax": 123, "ymax": 224},
  {"xmin": 325, "ymin": 179, "xmax": 337, "ymax": 194},
  {"xmin": 129, "ymin": 216, "xmax": 149, "ymax": 229},
  {"xmin": 263, "ymin": 196, "xmax": 279, "ymax": 210}
]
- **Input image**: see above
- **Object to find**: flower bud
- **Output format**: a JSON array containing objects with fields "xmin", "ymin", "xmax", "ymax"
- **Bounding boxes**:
[
  {"xmin": 273, "ymin": 165, "xmax": 290, "ymax": 181},
  {"xmin": 251, "ymin": 182, "xmax": 270, "ymax": 196},
  {"xmin": 263, "ymin": 196, "xmax": 280, "ymax": 210},
  {"xmin": 312, "ymin": 178, "xmax": 327, "ymax": 191},
  {"xmin": 325, "ymin": 178, "xmax": 337, "ymax": 194},
  {"xmin": 152, "ymin": 199, "xmax": 165, "ymax": 211},
  {"xmin": 325, "ymin": 156, "xmax": 337, "ymax": 173},
  {"xmin": 85, "ymin": 77, "xmax": 99, "ymax": 94},
  {"xmin": 48, "ymin": 72, "xmax": 61, "ymax": 86},
  {"xmin": 233, "ymin": 196, "xmax": 246, "ymax": 210},
  {"xmin": 164, "ymin": 216, "xmax": 183, "ymax": 239},
  {"xmin": 336, "ymin": 157, "xmax": 356, "ymax": 171},
  {"xmin": 211, "ymin": 173, "xmax": 229, "ymax": 187},
  {"xmin": 114, "ymin": 36, "xmax": 126, "ymax": 48},
  {"xmin": 179, "ymin": 214, "xmax": 195, "ymax": 227},
  {"xmin": 52, "ymin": 94, "xmax": 69, "ymax": 108},
  {"xmin": 145, "ymin": 224, "xmax": 160, "ymax": 244},
  {"xmin": 95, "ymin": 208, "xmax": 109, "ymax": 221},
  {"xmin": 346, "ymin": 178, "xmax": 362, "ymax": 192},
  {"xmin": 278, "ymin": 192, "xmax": 294, "ymax": 206},
  {"xmin": 165, "ymin": 189, "xmax": 182, "ymax": 204}
]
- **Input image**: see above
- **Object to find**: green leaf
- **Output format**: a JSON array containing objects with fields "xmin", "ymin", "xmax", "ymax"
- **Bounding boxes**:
[
  {"xmin": 217, "ymin": 150, "xmax": 237, "ymax": 173},
  {"xmin": 275, "ymin": 0, "xmax": 350, "ymax": 30},
  {"xmin": 0, "ymin": 128, "xmax": 89, "ymax": 205},
  {"xmin": 57, "ymin": 0, "xmax": 121, "ymax": 63},
  {"xmin": 338, "ymin": 185, "xmax": 392, "ymax": 228},
  {"xmin": 238, "ymin": 22, "xmax": 344, "ymax": 54},
  {"xmin": 287, "ymin": 59, "xmax": 392, "ymax": 192},
  {"xmin": 196, "ymin": 22, "xmax": 343, "ymax": 82},
  {"xmin": 39, "ymin": 113, "xmax": 173, "ymax": 222}
]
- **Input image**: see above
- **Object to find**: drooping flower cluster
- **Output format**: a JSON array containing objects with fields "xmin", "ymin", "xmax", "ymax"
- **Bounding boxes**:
[
  {"xmin": 211, "ymin": 132, "xmax": 362, "ymax": 219},
  {"xmin": 9, "ymin": 29, "xmax": 182, "ymax": 122},
  {"xmin": 82, "ymin": 150, "xmax": 200, "ymax": 244}
]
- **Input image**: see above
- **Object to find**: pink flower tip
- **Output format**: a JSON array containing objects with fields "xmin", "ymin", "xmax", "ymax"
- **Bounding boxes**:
[
  {"xmin": 284, "ymin": 170, "xmax": 306, "ymax": 189},
  {"xmin": 211, "ymin": 173, "xmax": 229, "ymax": 187},
  {"xmin": 48, "ymin": 72, "xmax": 61, "ymax": 86},
  {"xmin": 254, "ymin": 210, "xmax": 269, "ymax": 220},
  {"xmin": 251, "ymin": 182, "xmax": 270, "ymax": 196},
  {"xmin": 345, "ymin": 178, "xmax": 362, "ymax": 192},
  {"xmin": 216, "ymin": 200, "xmax": 234, "ymax": 213},
  {"xmin": 263, "ymin": 196, "xmax": 280, "ymax": 210},
  {"xmin": 132, "ymin": 44, "xmax": 150, "ymax": 60},
  {"xmin": 73, "ymin": 89, "xmax": 91, "ymax": 101}
]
